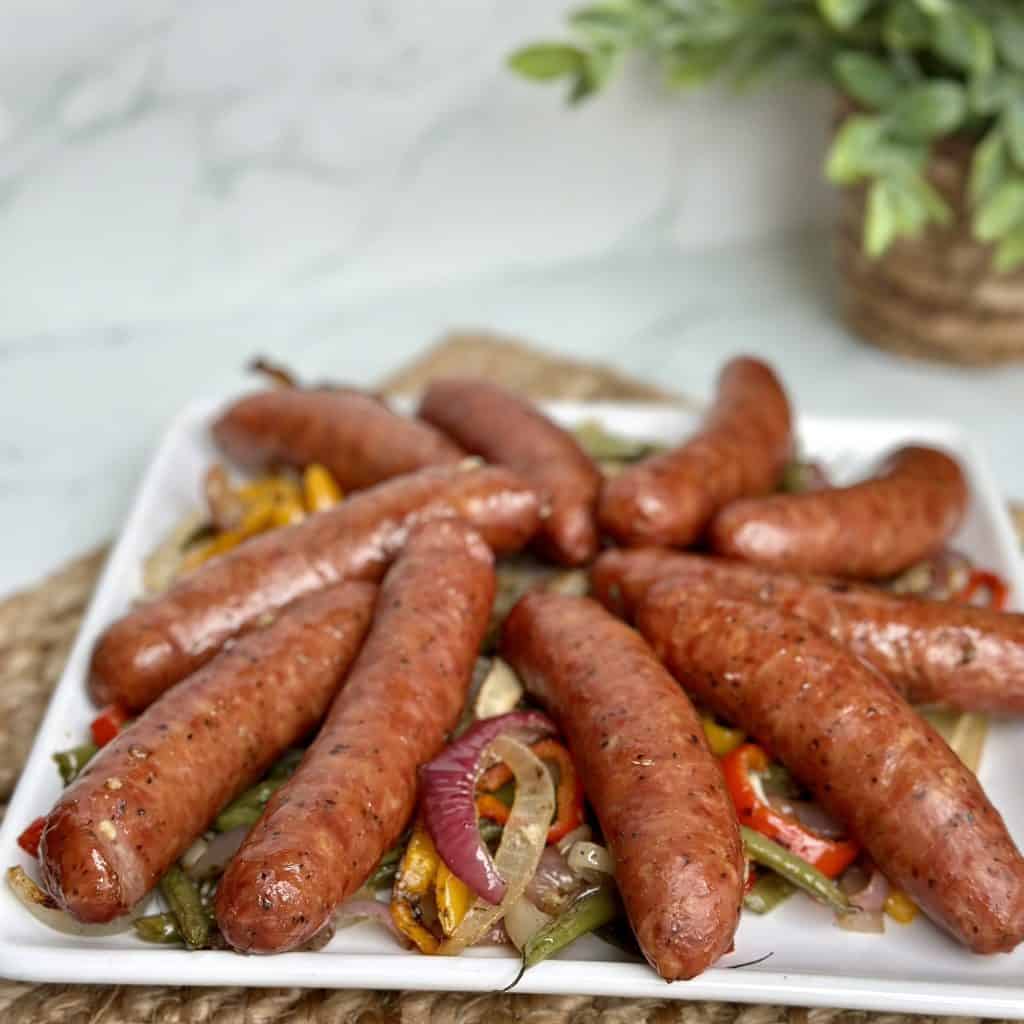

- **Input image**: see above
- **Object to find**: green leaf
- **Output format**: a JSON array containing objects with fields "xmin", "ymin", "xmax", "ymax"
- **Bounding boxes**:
[
  {"xmin": 995, "ymin": 11, "xmax": 1024, "ymax": 72},
  {"xmin": 507, "ymin": 44, "xmax": 586, "ymax": 81},
  {"xmin": 818, "ymin": 0, "xmax": 874, "ymax": 31},
  {"xmin": 665, "ymin": 44, "xmax": 734, "ymax": 87},
  {"xmin": 905, "ymin": 173, "xmax": 952, "ymax": 225},
  {"xmin": 975, "ymin": 182, "xmax": 1024, "ymax": 242},
  {"xmin": 886, "ymin": 81, "xmax": 967, "ymax": 140},
  {"xmin": 994, "ymin": 228, "xmax": 1024, "ymax": 272},
  {"xmin": 834, "ymin": 52, "xmax": 904, "ymax": 110},
  {"xmin": 884, "ymin": 1, "xmax": 931, "ymax": 49},
  {"xmin": 568, "ymin": 5, "xmax": 641, "ymax": 47},
  {"xmin": 931, "ymin": 8, "xmax": 995, "ymax": 76},
  {"xmin": 970, "ymin": 129, "xmax": 1007, "ymax": 204},
  {"xmin": 912, "ymin": 0, "xmax": 953, "ymax": 15},
  {"xmin": 865, "ymin": 180, "xmax": 899, "ymax": 257},
  {"xmin": 826, "ymin": 115, "xmax": 886, "ymax": 184},
  {"xmin": 968, "ymin": 70, "xmax": 1015, "ymax": 117},
  {"xmin": 1004, "ymin": 97, "xmax": 1024, "ymax": 169}
]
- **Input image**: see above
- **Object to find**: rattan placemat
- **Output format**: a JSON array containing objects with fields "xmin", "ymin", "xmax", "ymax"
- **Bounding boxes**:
[{"xmin": 0, "ymin": 332, "xmax": 1018, "ymax": 1023}]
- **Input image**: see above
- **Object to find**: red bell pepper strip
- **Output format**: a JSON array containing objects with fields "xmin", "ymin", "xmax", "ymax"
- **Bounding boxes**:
[
  {"xmin": 90, "ymin": 703, "xmax": 131, "ymax": 747},
  {"xmin": 17, "ymin": 816, "xmax": 47, "ymax": 858},
  {"xmin": 955, "ymin": 570, "xmax": 1009, "ymax": 611},
  {"xmin": 721, "ymin": 743, "xmax": 858, "ymax": 879}
]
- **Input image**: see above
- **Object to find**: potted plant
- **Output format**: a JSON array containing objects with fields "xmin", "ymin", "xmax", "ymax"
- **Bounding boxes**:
[{"xmin": 510, "ymin": 1, "xmax": 1024, "ymax": 365}]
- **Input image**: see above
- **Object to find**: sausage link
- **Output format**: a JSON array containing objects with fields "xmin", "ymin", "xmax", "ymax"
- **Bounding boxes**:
[
  {"xmin": 215, "ymin": 518, "xmax": 495, "ymax": 953},
  {"xmin": 500, "ymin": 592, "xmax": 743, "ymax": 980},
  {"xmin": 419, "ymin": 378, "xmax": 602, "ymax": 565},
  {"xmin": 212, "ymin": 388, "xmax": 464, "ymax": 491},
  {"xmin": 709, "ymin": 446, "xmax": 968, "ymax": 578},
  {"xmin": 598, "ymin": 357, "xmax": 792, "ymax": 548},
  {"xmin": 90, "ymin": 464, "xmax": 538, "ymax": 711},
  {"xmin": 40, "ymin": 583, "xmax": 376, "ymax": 924},
  {"xmin": 592, "ymin": 548, "xmax": 1024, "ymax": 713},
  {"xmin": 635, "ymin": 583, "xmax": 1024, "ymax": 953}
]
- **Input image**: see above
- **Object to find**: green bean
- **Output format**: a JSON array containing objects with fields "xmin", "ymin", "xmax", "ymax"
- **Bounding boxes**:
[
  {"xmin": 268, "ymin": 748, "xmax": 304, "ymax": 779},
  {"xmin": 523, "ymin": 884, "xmax": 619, "ymax": 968},
  {"xmin": 134, "ymin": 912, "xmax": 184, "ymax": 944},
  {"xmin": 743, "ymin": 871, "xmax": 796, "ymax": 914},
  {"xmin": 160, "ymin": 865, "xmax": 211, "ymax": 949},
  {"xmin": 214, "ymin": 749, "xmax": 304, "ymax": 831},
  {"xmin": 53, "ymin": 743, "xmax": 98, "ymax": 785},
  {"xmin": 741, "ymin": 827, "xmax": 850, "ymax": 914}
]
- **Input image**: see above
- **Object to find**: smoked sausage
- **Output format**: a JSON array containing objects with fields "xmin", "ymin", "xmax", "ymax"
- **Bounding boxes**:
[
  {"xmin": 40, "ymin": 583, "xmax": 376, "ymax": 924},
  {"xmin": 635, "ymin": 582, "xmax": 1024, "ymax": 954},
  {"xmin": 501, "ymin": 591, "xmax": 743, "ymax": 980},
  {"xmin": 215, "ymin": 518, "xmax": 495, "ymax": 954}
]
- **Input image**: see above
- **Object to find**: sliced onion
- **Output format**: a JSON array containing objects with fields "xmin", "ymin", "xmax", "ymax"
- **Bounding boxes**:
[
  {"xmin": 546, "ymin": 571, "xmax": 588, "ymax": 597},
  {"xmin": 766, "ymin": 795, "xmax": 846, "ymax": 840},
  {"xmin": 556, "ymin": 824, "xmax": 592, "ymax": 855},
  {"xmin": 837, "ymin": 908, "xmax": 885, "ymax": 933},
  {"xmin": 183, "ymin": 826, "xmax": 248, "ymax": 881},
  {"xmin": 7, "ymin": 866, "xmax": 138, "ymax": 937},
  {"xmin": 420, "ymin": 710, "xmax": 556, "ymax": 904},
  {"xmin": 887, "ymin": 549, "xmax": 972, "ymax": 600},
  {"xmin": 142, "ymin": 511, "xmax": 205, "ymax": 595},
  {"xmin": 525, "ymin": 846, "xmax": 581, "ymax": 915},
  {"xmin": 475, "ymin": 920, "xmax": 510, "ymax": 946},
  {"xmin": 335, "ymin": 896, "xmax": 410, "ymax": 946},
  {"xmin": 474, "ymin": 659, "xmax": 524, "ymax": 720},
  {"xmin": 438, "ymin": 736, "xmax": 555, "ymax": 955},
  {"xmin": 923, "ymin": 710, "xmax": 989, "ymax": 775},
  {"xmin": 504, "ymin": 896, "xmax": 553, "ymax": 951},
  {"xmin": 567, "ymin": 841, "xmax": 615, "ymax": 882}
]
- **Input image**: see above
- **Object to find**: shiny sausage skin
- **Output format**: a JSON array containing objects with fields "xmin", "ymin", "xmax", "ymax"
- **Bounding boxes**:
[
  {"xmin": 419, "ymin": 378, "xmax": 602, "ymax": 565},
  {"xmin": 212, "ymin": 388, "xmax": 464, "ymax": 491},
  {"xmin": 598, "ymin": 357, "xmax": 792, "ymax": 548},
  {"xmin": 709, "ymin": 446, "xmax": 968, "ymax": 579},
  {"xmin": 636, "ymin": 583, "xmax": 1024, "ymax": 953},
  {"xmin": 40, "ymin": 583, "xmax": 375, "ymax": 924},
  {"xmin": 500, "ymin": 592, "xmax": 743, "ymax": 980},
  {"xmin": 592, "ymin": 548, "xmax": 1024, "ymax": 714},
  {"xmin": 90, "ymin": 464, "xmax": 538, "ymax": 711},
  {"xmin": 215, "ymin": 518, "xmax": 495, "ymax": 953}
]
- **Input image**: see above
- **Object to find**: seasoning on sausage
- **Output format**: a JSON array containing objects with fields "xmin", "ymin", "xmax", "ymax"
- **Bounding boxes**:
[
  {"xmin": 419, "ymin": 378, "xmax": 602, "ymax": 565},
  {"xmin": 591, "ymin": 547, "xmax": 1024, "ymax": 713},
  {"xmin": 89, "ymin": 463, "xmax": 539, "ymax": 711},
  {"xmin": 709, "ymin": 446, "xmax": 968, "ymax": 579},
  {"xmin": 215, "ymin": 518, "xmax": 495, "ymax": 954},
  {"xmin": 40, "ymin": 583, "xmax": 376, "ymax": 924},
  {"xmin": 500, "ymin": 591, "xmax": 744, "ymax": 980},
  {"xmin": 635, "ymin": 582, "xmax": 1024, "ymax": 954},
  {"xmin": 212, "ymin": 388, "xmax": 464, "ymax": 492},
  {"xmin": 598, "ymin": 356, "xmax": 793, "ymax": 548}
]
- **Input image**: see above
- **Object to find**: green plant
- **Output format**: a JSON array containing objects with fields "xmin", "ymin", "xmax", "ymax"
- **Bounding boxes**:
[{"xmin": 509, "ymin": 0, "xmax": 1024, "ymax": 271}]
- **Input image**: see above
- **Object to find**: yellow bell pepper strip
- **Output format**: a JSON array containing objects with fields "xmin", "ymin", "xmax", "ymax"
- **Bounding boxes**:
[
  {"xmin": 884, "ymin": 889, "xmax": 918, "ymax": 924},
  {"xmin": 721, "ymin": 744, "xmax": 859, "ymax": 880},
  {"xmin": 701, "ymin": 713, "xmax": 745, "ymax": 757},
  {"xmin": 435, "ymin": 861, "xmax": 473, "ymax": 936},
  {"xmin": 181, "ymin": 499, "xmax": 276, "ymax": 570},
  {"xmin": 390, "ymin": 819, "xmax": 442, "ymax": 953},
  {"xmin": 236, "ymin": 476, "xmax": 302, "ymax": 505},
  {"xmin": 303, "ymin": 463, "xmax": 343, "ymax": 512},
  {"xmin": 477, "ymin": 738, "xmax": 584, "ymax": 844},
  {"xmin": 269, "ymin": 494, "xmax": 306, "ymax": 528}
]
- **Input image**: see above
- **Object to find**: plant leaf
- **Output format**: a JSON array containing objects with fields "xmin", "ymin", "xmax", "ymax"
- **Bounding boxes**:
[
  {"xmin": 931, "ymin": 7, "xmax": 995, "ymax": 76},
  {"xmin": 970, "ymin": 129, "xmax": 1007, "ymax": 205},
  {"xmin": 975, "ymin": 181, "xmax": 1024, "ymax": 242},
  {"xmin": 865, "ymin": 180, "xmax": 899, "ymax": 258},
  {"xmin": 886, "ymin": 81, "xmax": 967, "ymax": 140},
  {"xmin": 826, "ymin": 115, "xmax": 886, "ymax": 184},
  {"xmin": 1004, "ymin": 97, "xmax": 1024, "ymax": 169},
  {"xmin": 994, "ymin": 228, "xmax": 1024, "ymax": 272},
  {"xmin": 995, "ymin": 11, "xmax": 1024, "ymax": 72},
  {"xmin": 665, "ymin": 43, "xmax": 735, "ymax": 87},
  {"xmin": 834, "ymin": 52, "xmax": 903, "ymax": 110},
  {"xmin": 818, "ymin": 0, "xmax": 874, "ymax": 31},
  {"xmin": 885, "ymin": 0, "xmax": 931, "ymax": 49},
  {"xmin": 568, "ymin": 5, "xmax": 642, "ymax": 47},
  {"xmin": 507, "ymin": 44, "xmax": 586, "ymax": 81}
]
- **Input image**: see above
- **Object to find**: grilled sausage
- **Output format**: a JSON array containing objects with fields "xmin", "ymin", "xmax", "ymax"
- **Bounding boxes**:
[
  {"xmin": 709, "ymin": 446, "xmax": 968, "ymax": 579},
  {"xmin": 500, "ymin": 591, "xmax": 743, "ymax": 980},
  {"xmin": 90, "ymin": 464, "xmax": 539, "ymax": 711},
  {"xmin": 598, "ymin": 356, "xmax": 792, "ymax": 548},
  {"xmin": 591, "ymin": 548, "xmax": 1024, "ymax": 714},
  {"xmin": 419, "ymin": 378, "xmax": 602, "ymax": 565},
  {"xmin": 635, "ymin": 582, "xmax": 1024, "ymax": 954},
  {"xmin": 212, "ymin": 388, "xmax": 464, "ymax": 492},
  {"xmin": 40, "ymin": 583, "xmax": 376, "ymax": 924},
  {"xmin": 215, "ymin": 518, "xmax": 495, "ymax": 953}
]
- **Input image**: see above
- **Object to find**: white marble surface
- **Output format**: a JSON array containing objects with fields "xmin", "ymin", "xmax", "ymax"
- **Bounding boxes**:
[{"xmin": 1, "ymin": 1, "xmax": 1021, "ymax": 597}]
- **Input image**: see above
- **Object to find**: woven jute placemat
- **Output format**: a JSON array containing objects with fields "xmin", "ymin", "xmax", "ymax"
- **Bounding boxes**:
[{"xmin": 0, "ymin": 332, "xmax": 1018, "ymax": 1023}]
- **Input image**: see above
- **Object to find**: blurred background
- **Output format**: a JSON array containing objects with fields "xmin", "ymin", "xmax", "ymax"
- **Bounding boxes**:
[{"xmin": 2, "ymin": 0, "xmax": 1022, "ymax": 595}]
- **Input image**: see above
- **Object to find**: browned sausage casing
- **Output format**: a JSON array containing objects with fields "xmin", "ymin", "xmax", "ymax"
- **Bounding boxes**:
[
  {"xmin": 212, "ymin": 388, "xmax": 464, "ymax": 491},
  {"xmin": 598, "ymin": 356, "xmax": 793, "ymax": 548},
  {"xmin": 215, "ymin": 518, "xmax": 495, "ymax": 954},
  {"xmin": 418, "ymin": 378, "xmax": 602, "ymax": 565},
  {"xmin": 592, "ymin": 547, "xmax": 1024, "ymax": 714},
  {"xmin": 40, "ymin": 583, "xmax": 376, "ymax": 924},
  {"xmin": 636, "ymin": 582, "xmax": 1024, "ymax": 953},
  {"xmin": 709, "ymin": 446, "xmax": 968, "ymax": 579},
  {"xmin": 500, "ymin": 591, "xmax": 743, "ymax": 980},
  {"xmin": 90, "ymin": 464, "xmax": 538, "ymax": 711}
]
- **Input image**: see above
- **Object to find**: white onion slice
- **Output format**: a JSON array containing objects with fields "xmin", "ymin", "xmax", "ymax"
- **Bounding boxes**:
[
  {"xmin": 503, "ymin": 897, "xmax": 553, "ymax": 951},
  {"xmin": 567, "ymin": 841, "xmax": 615, "ymax": 882},
  {"xmin": 183, "ymin": 826, "xmax": 248, "ymax": 881},
  {"xmin": 474, "ymin": 659, "xmax": 524, "ymax": 720},
  {"xmin": 7, "ymin": 866, "xmax": 138, "ymax": 937},
  {"xmin": 556, "ymin": 824, "xmax": 592, "ymax": 855}
]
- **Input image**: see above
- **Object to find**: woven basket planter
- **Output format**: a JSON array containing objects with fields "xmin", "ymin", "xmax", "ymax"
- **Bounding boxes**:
[{"xmin": 836, "ymin": 135, "xmax": 1024, "ymax": 366}]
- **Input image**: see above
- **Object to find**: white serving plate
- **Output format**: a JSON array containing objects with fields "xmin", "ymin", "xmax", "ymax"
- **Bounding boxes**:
[{"xmin": 2, "ymin": 399, "xmax": 1023, "ymax": 1017}]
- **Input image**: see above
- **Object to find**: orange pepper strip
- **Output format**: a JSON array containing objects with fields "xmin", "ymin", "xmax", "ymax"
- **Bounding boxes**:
[
  {"xmin": 720, "ymin": 744, "xmax": 859, "ymax": 880},
  {"xmin": 477, "ymin": 738, "xmax": 584, "ymax": 844},
  {"xmin": 955, "ymin": 570, "xmax": 1010, "ymax": 611}
]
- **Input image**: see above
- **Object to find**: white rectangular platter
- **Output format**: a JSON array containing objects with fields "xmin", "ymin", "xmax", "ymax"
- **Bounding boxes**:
[{"xmin": 2, "ymin": 398, "xmax": 1023, "ymax": 1017}]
